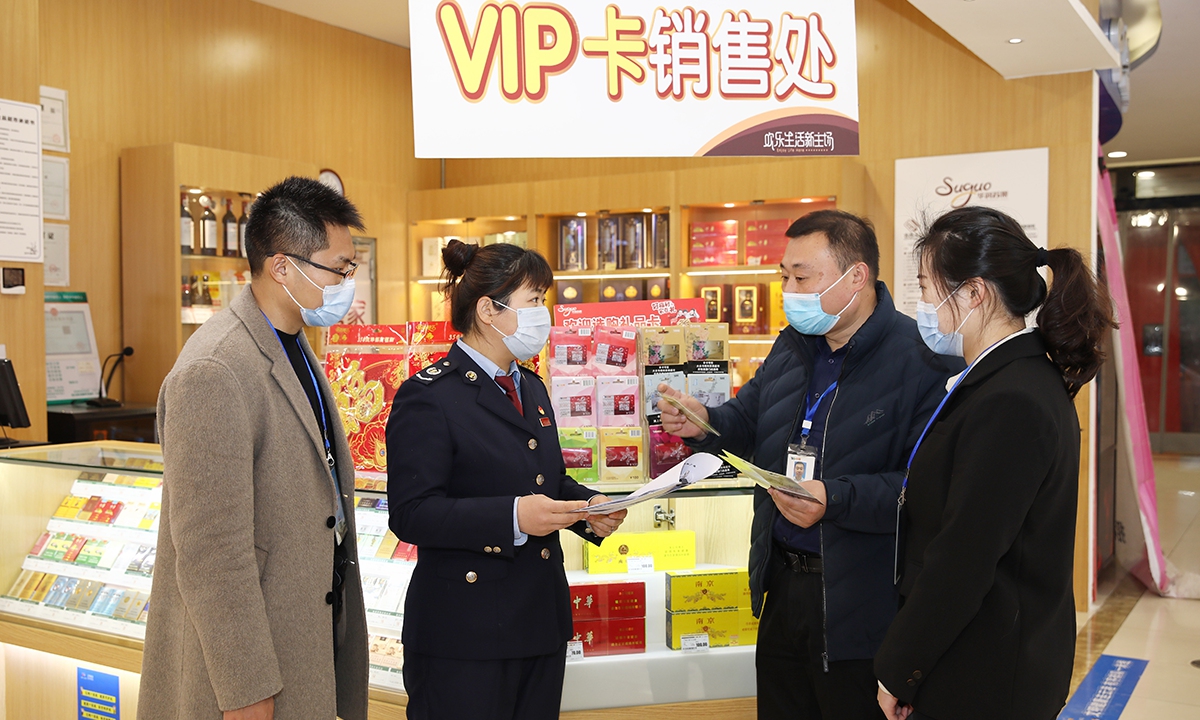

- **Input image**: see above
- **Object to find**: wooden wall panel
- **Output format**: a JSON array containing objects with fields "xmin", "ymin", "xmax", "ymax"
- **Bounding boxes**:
[
  {"xmin": 37, "ymin": 0, "xmax": 439, "ymax": 404},
  {"xmin": 0, "ymin": 0, "xmax": 46, "ymax": 441}
]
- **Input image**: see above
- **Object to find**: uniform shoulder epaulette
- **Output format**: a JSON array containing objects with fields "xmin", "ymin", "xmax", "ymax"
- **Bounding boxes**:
[{"xmin": 411, "ymin": 358, "xmax": 456, "ymax": 383}]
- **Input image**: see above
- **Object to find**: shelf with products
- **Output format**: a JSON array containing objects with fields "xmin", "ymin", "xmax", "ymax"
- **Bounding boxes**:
[
  {"xmin": 407, "ymin": 214, "xmax": 532, "ymax": 323},
  {"xmin": 543, "ymin": 207, "xmax": 673, "ymax": 307},
  {"xmin": 121, "ymin": 143, "xmax": 324, "ymax": 405}
]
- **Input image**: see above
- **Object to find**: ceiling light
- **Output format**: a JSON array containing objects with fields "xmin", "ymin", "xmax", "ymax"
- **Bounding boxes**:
[
  {"xmin": 800, "ymin": 198, "xmax": 815, "ymax": 204},
  {"xmin": 723, "ymin": 202, "xmax": 736, "ymax": 208},
  {"xmin": 576, "ymin": 212, "xmax": 587, "ymax": 217},
  {"xmin": 642, "ymin": 208, "xmax": 653, "ymax": 213},
  {"xmin": 1008, "ymin": 38, "xmax": 1023, "ymax": 44},
  {"xmin": 504, "ymin": 216, "xmax": 519, "ymax": 221},
  {"xmin": 1156, "ymin": 283, "xmax": 1165, "ymax": 292},
  {"xmin": 1107, "ymin": 151, "xmax": 1128, "ymax": 159},
  {"xmin": 1177, "ymin": 287, "xmax": 1189, "ymax": 298},
  {"xmin": 1137, "ymin": 171, "xmax": 1155, "ymax": 178}
]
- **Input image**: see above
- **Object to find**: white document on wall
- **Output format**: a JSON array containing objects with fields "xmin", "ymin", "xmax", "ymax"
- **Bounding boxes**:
[
  {"xmin": 40, "ymin": 86, "xmax": 69, "ymax": 153},
  {"xmin": 42, "ymin": 154, "xmax": 69, "ymax": 221},
  {"xmin": 893, "ymin": 148, "xmax": 1049, "ymax": 317},
  {"xmin": 44, "ymin": 223, "xmax": 69, "ymax": 287},
  {"xmin": 0, "ymin": 97, "xmax": 43, "ymax": 262}
]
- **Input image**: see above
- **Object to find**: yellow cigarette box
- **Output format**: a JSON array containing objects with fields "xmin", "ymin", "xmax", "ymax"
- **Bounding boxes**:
[
  {"xmin": 666, "ymin": 607, "xmax": 759, "ymax": 649},
  {"xmin": 665, "ymin": 568, "xmax": 751, "ymax": 612},
  {"xmin": 584, "ymin": 530, "xmax": 696, "ymax": 574}
]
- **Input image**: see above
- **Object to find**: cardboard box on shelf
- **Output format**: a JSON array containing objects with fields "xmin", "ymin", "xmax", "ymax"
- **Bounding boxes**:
[
  {"xmin": 689, "ymin": 220, "xmax": 739, "ymax": 266},
  {"xmin": 665, "ymin": 568, "xmax": 751, "ymax": 612},
  {"xmin": 732, "ymin": 284, "xmax": 767, "ymax": 335},
  {"xmin": 571, "ymin": 617, "xmax": 647, "ymax": 656},
  {"xmin": 666, "ymin": 606, "xmax": 759, "ymax": 649},
  {"xmin": 744, "ymin": 218, "xmax": 791, "ymax": 266},
  {"xmin": 698, "ymin": 284, "xmax": 732, "ymax": 324},
  {"xmin": 568, "ymin": 580, "xmax": 647, "ymax": 621},
  {"xmin": 583, "ymin": 529, "xmax": 696, "ymax": 574}
]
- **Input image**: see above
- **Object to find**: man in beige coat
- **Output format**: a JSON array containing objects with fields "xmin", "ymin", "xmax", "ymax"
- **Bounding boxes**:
[{"xmin": 140, "ymin": 177, "xmax": 369, "ymax": 720}]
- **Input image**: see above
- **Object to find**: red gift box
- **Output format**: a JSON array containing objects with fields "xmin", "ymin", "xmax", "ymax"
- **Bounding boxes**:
[
  {"xmin": 689, "ymin": 221, "xmax": 739, "ymax": 266},
  {"xmin": 569, "ymin": 581, "xmax": 647, "ymax": 621},
  {"xmin": 744, "ymin": 218, "xmax": 791, "ymax": 266},
  {"xmin": 571, "ymin": 618, "xmax": 646, "ymax": 656}
]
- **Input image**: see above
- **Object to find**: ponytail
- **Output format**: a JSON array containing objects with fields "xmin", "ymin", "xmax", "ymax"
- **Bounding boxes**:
[
  {"xmin": 917, "ymin": 206, "xmax": 1116, "ymax": 398},
  {"xmin": 1036, "ymin": 247, "xmax": 1116, "ymax": 398}
]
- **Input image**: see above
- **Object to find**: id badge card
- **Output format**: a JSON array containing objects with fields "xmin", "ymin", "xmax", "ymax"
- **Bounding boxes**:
[
  {"xmin": 893, "ymin": 486, "xmax": 907, "ymax": 584},
  {"xmin": 785, "ymin": 442, "xmax": 818, "ymax": 484}
]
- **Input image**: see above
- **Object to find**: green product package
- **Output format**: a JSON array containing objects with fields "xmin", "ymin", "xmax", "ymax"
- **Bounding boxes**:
[{"xmin": 558, "ymin": 427, "xmax": 599, "ymax": 484}]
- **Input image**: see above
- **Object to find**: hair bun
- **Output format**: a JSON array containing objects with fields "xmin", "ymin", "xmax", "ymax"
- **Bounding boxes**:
[{"xmin": 442, "ymin": 239, "xmax": 479, "ymax": 279}]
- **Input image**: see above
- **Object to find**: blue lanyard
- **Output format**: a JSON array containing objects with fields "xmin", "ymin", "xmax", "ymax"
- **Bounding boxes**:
[
  {"xmin": 800, "ymin": 380, "xmax": 838, "ymax": 442},
  {"xmin": 903, "ymin": 337, "xmax": 1011, "ymax": 487},
  {"xmin": 261, "ymin": 312, "xmax": 333, "ymax": 465}
]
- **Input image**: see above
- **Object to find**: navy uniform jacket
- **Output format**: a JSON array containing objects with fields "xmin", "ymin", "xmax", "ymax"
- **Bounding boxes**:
[
  {"xmin": 875, "ymin": 331, "xmax": 1080, "ymax": 720},
  {"xmin": 385, "ymin": 342, "xmax": 601, "ymax": 660}
]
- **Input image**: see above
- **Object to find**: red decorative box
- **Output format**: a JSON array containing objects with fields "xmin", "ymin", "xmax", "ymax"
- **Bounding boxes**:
[
  {"xmin": 689, "ymin": 221, "xmax": 739, "ymax": 266},
  {"xmin": 571, "ymin": 618, "xmax": 647, "ymax": 656},
  {"xmin": 744, "ymin": 218, "xmax": 791, "ymax": 266},
  {"xmin": 569, "ymin": 581, "xmax": 647, "ymax": 621}
]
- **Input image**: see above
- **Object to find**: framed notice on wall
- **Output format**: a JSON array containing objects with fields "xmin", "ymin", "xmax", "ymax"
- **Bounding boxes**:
[
  {"xmin": 409, "ymin": 0, "xmax": 860, "ymax": 158},
  {"xmin": 0, "ymin": 97, "xmax": 43, "ymax": 263},
  {"xmin": 893, "ymin": 148, "xmax": 1049, "ymax": 318}
]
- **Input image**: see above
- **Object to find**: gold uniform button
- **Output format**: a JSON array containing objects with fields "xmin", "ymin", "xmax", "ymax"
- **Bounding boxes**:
[
  {"xmin": 528, "ymin": 439, "xmax": 538, "ymax": 450},
  {"xmin": 466, "ymin": 571, "xmax": 478, "ymax": 583},
  {"xmin": 535, "ymin": 474, "xmax": 545, "ymax": 485},
  {"xmin": 484, "ymin": 546, "xmax": 493, "ymax": 553},
  {"xmin": 492, "ymin": 546, "xmax": 502, "ymax": 554},
  {"xmin": 466, "ymin": 371, "xmax": 478, "ymax": 381},
  {"xmin": 540, "ymin": 548, "xmax": 551, "ymax": 560}
]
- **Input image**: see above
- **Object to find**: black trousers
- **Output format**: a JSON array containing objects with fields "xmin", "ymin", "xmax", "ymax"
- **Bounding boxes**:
[
  {"xmin": 756, "ymin": 561, "xmax": 886, "ymax": 720},
  {"xmin": 403, "ymin": 643, "xmax": 567, "ymax": 720}
]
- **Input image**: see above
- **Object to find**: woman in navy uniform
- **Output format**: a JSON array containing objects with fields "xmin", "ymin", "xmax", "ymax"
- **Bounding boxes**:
[
  {"xmin": 874, "ymin": 207, "xmax": 1115, "ymax": 720},
  {"xmin": 386, "ymin": 239, "xmax": 627, "ymax": 720}
]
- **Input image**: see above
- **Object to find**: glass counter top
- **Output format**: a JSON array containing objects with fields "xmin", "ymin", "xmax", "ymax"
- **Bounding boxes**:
[
  {"xmin": 0, "ymin": 441, "xmax": 756, "ymax": 497},
  {"xmin": 0, "ymin": 441, "xmax": 165, "ymax": 478}
]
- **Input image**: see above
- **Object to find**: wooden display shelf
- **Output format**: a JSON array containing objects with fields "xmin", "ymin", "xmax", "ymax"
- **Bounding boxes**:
[{"xmin": 683, "ymin": 265, "xmax": 783, "ymax": 276}]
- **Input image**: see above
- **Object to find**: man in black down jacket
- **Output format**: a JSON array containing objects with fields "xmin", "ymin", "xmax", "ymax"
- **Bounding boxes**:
[{"xmin": 659, "ymin": 211, "xmax": 960, "ymax": 720}]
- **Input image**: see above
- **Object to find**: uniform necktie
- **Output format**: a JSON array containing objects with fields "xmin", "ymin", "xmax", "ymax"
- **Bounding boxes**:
[{"xmin": 495, "ymin": 372, "xmax": 523, "ymax": 416}]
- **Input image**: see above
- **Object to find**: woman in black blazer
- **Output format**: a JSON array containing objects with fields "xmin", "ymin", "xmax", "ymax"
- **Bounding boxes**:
[
  {"xmin": 874, "ymin": 207, "xmax": 1114, "ymax": 720},
  {"xmin": 386, "ymin": 240, "xmax": 627, "ymax": 720}
]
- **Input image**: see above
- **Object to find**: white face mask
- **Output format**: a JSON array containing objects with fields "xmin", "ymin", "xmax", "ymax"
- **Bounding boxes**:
[
  {"xmin": 916, "ymin": 285, "xmax": 973, "ymax": 357},
  {"xmin": 282, "ymin": 257, "xmax": 356, "ymax": 327},
  {"xmin": 490, "ymin": 300, "xmax": 551, "ymax": 361}
]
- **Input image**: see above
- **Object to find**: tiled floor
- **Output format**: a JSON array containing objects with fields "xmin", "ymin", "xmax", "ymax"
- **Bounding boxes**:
[{"xmin": 1078, "ymin": 455, "xmax": 1200, "ymax": 718}]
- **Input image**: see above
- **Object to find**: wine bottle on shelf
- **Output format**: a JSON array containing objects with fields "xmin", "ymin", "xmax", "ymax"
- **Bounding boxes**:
[
  {"xmin": 199, "ymin": 275, "xmax": 213, "ymax": 306},
  {"xmin": 181, "ymin": 193, "xmax": 195, "ymax": 255},
  {"xmin": 181, "ymin": 275, "xmax": 192, "ymax": 307},
  {"xmin": 222, "ymin": 198, "xmax": 239, "ymax": 257},
  {"xmin": 199, "ymin": 196, "xmax": 218, "ymax": 256},
  {"xmin": 238, "ymin": 197, "xmax": 249, "ymax": 257}
]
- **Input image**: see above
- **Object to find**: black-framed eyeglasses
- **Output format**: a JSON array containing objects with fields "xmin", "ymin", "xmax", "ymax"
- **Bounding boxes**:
[{"xmin": 284, "ymin": 253, "xmax": 357, "ymax": 279}]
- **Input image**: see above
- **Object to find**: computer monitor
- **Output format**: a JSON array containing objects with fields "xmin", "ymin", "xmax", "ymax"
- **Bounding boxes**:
[{"xmin": 0, "ymin": 359, "xmax": 31, "ymax": 446}]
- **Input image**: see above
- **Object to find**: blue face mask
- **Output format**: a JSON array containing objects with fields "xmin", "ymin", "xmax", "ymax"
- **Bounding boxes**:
[
  {"xmin": 283, "ymin": 257, "xmax": 357, "ymax": 327},
  {"xmin": 916, "ymin": 287, "xmax": 973, "ymax": 357},
  {"xmin": 782, "ymin": 266, "xmax": 858, "ymax": 336}
]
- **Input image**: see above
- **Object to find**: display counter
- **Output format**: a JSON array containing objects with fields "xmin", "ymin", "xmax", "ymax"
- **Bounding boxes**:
[{"xmin": 0, "ymin": 441, "xmax": 757, "ymax": 719}]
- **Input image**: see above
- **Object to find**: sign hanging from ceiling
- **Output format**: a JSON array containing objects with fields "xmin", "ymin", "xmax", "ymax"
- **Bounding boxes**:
[{"xmin": 409, "ymin": 0, "xmax": 859, "ymax": 158}]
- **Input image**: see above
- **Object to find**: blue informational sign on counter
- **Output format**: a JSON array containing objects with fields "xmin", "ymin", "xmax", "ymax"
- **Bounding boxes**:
[
  {"xmin": 1057, "ymin": 654, "xmax": 1148, "ymax": 720},
  {"xmin": 77, "ymin": 667, "xmax": 120, "ymax": 720}
]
